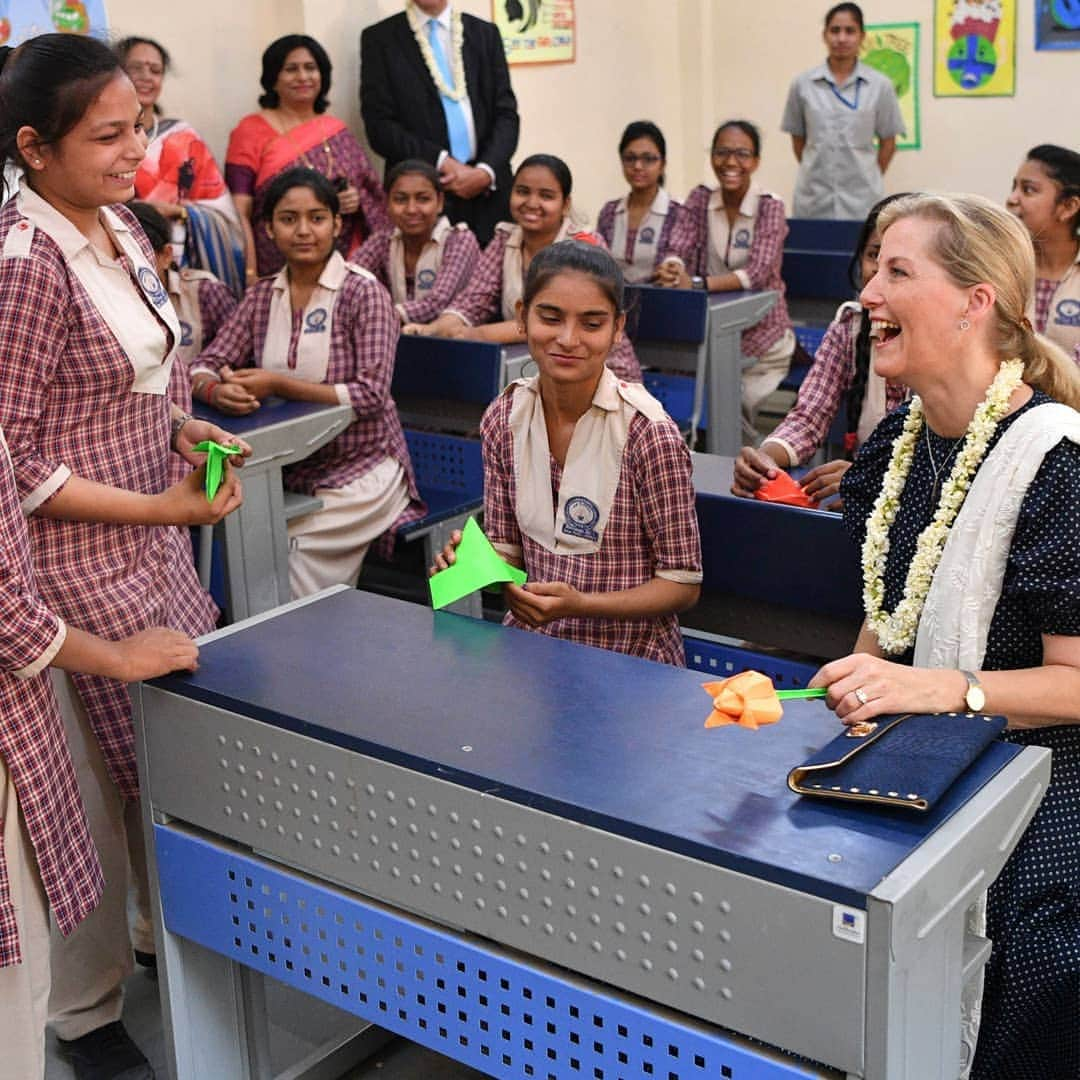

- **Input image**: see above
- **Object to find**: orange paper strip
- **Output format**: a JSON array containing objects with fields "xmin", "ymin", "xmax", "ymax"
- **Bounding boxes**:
[{"xmin": 702, "ymin": 671, "xmax": 784, "ymax": 730}]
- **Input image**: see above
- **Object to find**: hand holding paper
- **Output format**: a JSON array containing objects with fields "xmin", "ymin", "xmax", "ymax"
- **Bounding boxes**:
[
  {"xmin": 753, "ymin": 468, "xmax": 814, "ymax": 508},
  {"xmin": 429, "ymin": 517, "xmax": 527, "ymax": 610},
  {"xmin": 191, "ymin": 440, "xmax": 243, "ymax": 502}
]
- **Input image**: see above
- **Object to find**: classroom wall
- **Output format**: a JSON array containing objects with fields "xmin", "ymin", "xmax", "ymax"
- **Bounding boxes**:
[{"xmin": 105, "ymin": 0, "xmax": 1075, "ymax": 223}]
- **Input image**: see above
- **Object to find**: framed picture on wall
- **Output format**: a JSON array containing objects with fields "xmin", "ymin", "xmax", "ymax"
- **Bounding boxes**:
[
  {"xmin": 1035, "ymin": 0, "xmax": 1080, "ymax": 49},
  {"xmin": 861, "ymin": 23, "xmax": 921, "ymax": 149},
  {"xmin": 492, "ymin": 0, "xmax": 576, "ymax": 66},
  {"xmin": 933, "ymin": 0, "xmax": 1017, "ymax": 97},
  {"xmin": 0, "ymin": 0, "xmax": 109, "ymax": 44}
]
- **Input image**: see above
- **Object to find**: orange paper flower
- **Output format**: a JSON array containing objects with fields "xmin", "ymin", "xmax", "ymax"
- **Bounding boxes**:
[
  {"xmin": 754, "ymin": 469, "xmax": 814, "ymax": 508},
  {"xmin": 703, "ymin": 671, "xmax": 784, "ymax": 730}
]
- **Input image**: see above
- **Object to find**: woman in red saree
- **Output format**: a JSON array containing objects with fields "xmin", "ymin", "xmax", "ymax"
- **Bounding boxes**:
[
  {"xmin": 226, "ymin": 35, "xmax": 389, "ymax": 281},
  {"xmin": 116, "ymin": 36, "xmax": 245, "ymax": 295}
]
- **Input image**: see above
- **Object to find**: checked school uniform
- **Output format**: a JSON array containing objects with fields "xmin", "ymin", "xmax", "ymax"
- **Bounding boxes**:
[
  {"xmin": 166, "ymin": 266, "xmax": 238, "ymax": 483},
  {"xmin": 480, "ymin": 367, "xmax": 702, "ymax": 666},
  {"xmin": 1033, "ymin": 251, "xmax": 1080, "ymax": 361},
  {"xmin": 444, "ymin": 221, "xmax": 643, "ymax": 382},
  {"xmin": 666, "ymin": 182, "xmax": 795, "ymax": 438},
  {"xmin": 354, "ymin": 215, "xmax": 480, "ymax": 325},
  {"xmin": 0, "ymin": 425, "xmax": 103, "ymax": 1078},
  {"xmin": 0, "ymin": 180, "xmax": 218, "ymax": 1040},
  {"xmin": 763, "ymin": 301, "xmax": 907, "ymax": 466},
  {"xmin": 596, "ymin": 190, "xmax": 683, "ymax": 284},
  {"xmin": 192, "ymin": 251, "xmax": 425, "ymax": 596}
]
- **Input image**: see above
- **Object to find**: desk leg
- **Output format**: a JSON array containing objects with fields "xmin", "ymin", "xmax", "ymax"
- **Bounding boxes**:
[
  {"xmin": 705, "ymin": 318, "xmax": 745, "ymax": 457},
  {"xmin": 217, "ymin": 466, "xmax": 291, "ymax": 623}
]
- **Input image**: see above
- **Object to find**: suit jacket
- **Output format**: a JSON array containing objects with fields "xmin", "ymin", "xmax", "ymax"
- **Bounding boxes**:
[{"xmin": 360, "ymin": 11, "xmax": 519, "ymax": 244}]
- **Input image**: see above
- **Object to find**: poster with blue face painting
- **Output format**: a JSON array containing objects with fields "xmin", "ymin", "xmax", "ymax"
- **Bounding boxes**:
[
  {"xmin": 1036, "ymin": 0, "xmax": 1080, "ymax": 48},
  {"xmin": 934, "ymin": 0, "xmax": 1017, "ymax": 96},
  {"xmin": 0, "ymin": 0, "xmax": 109, "ymax": 48}
]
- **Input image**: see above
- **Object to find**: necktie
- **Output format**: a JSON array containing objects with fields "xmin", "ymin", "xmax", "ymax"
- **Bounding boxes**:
[{"xmin": 426, "ymin": 18, "xmax": 472, "ymax": 164}]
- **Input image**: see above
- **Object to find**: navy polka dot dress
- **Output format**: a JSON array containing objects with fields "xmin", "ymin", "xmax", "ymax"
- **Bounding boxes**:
[{"xmin": 842, "ymin": 391, "xmax": 1080, "ymax": 1080}]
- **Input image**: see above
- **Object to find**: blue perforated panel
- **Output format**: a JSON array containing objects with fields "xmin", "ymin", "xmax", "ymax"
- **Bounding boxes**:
[
  {"xmin": 682, "ymin": 637, "xmax": 817, "ymax": 689},
  {"xmin": 404, "ymin": 431, "xmax": 484, "ymax": 494},
  {"xmin": 642, "ymin": 374, "xmax": 708, "ymax": 429},
  {"xmin": 156, "ymin": 826, "xmax": 823, "ymax": 1080}
]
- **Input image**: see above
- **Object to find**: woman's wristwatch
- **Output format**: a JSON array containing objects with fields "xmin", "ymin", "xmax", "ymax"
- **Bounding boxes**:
[
  {"xmin": 960, "ymin": 670, "xmax": 986, "ymax": 712},
  {"xmin": 690, "ymin": 275, "xmax": 707, "ymax": 290}
]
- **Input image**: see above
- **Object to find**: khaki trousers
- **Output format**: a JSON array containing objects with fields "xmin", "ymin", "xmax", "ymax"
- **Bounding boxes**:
[
  {"xmin": 48, "ymin": 673, "xmax": 140, "ymax": 1041},
  {"xmin": 0, "ymin": 751, "xmax": 52, "ymax": 1078}
]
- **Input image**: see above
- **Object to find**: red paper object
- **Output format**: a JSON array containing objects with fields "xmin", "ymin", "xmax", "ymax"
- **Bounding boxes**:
[
  {"xmin": 702, "ymin": 671, "xmax": 784, "ymax": 730},
  {"xmin": 754, "ymin": 469, "xmax": 814, "ymax": 508}
]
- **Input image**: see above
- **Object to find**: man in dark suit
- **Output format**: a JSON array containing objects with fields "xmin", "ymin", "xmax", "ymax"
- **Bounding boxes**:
[{"xmin": 360, "ymin": 1, "xmax": 520, "ymax": 245}]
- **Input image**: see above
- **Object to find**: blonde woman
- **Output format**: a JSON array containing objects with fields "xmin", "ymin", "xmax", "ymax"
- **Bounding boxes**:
[{"xmin": 810, "ymin": 194, "xmax": 1080, "ymax": 1079}]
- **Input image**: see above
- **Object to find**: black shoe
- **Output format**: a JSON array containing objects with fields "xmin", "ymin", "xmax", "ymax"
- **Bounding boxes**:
[
  {"xmin": 57, "ymin": 1021, "xmax": 155, "ymax": 1080},
  {"xmin": 134, "ymin": 949, "xmax": 158, "ymax": 972}
]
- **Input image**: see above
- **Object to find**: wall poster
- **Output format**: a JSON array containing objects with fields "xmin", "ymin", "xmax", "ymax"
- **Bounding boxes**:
[
  {"xmin": 861, "ymin": 22, "xmax": 921, "ymax": 150},
  {"xmin": 1035, "ymin": 0, "xmax": 1080, "ymax": 49},
  {"xmin": 0, "ymin": 0, "xmax": 109, "ymax": 46},
  {"xmin": 491, "ymin": 0, "xmax": 575, "ymax": 66},
  {"xmin": 933, "ymin": 0, "xmax": 1017, "ymax": 96}
]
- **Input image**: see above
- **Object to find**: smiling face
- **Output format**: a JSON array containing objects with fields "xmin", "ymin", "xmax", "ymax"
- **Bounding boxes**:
[
  {"xmin": 1006, "ymin": 158, "xmax": 1078, "ymax": 243},
  {"xmin": 274, "ymin": 47, "xmax": 321, "ymax": 111},
  {"xmin": 122, "ymin": 41, "xmax": 165, "ymax": 112},
  {"xmin": 388, "ymin": 172, "xmax": 443, "ymax": 239},
  {"xmin": 620, "ymin": 135, "xmax": 664, "ymax": 194},
  {"xmin": 24, "ymin": 72, "xmax": 146, "ymax": 209},
  {"xmin": 510, "ymin": 165, "xmax": 569, "ymax": 238},
  {"xmin": 267, "ymin": 184, "xmax": 341, "ymax": 268},
  {"xmin": 860, "ymin": 215, "xmax": 982, "ymax": 385},
  {"xmin": 522, "ymin": 269, "xmax": 624, "ymax": 389},
  {"xmin": 824, "ymin": 9, "xmax": 865, "ymax": 64},
  {"xmin": 710, "ymin": 126, "xmax": 759, "ymax": 198}
]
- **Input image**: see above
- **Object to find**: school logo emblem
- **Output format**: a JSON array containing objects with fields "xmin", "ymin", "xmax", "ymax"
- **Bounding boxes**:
[
  {"xmin": 1055, "ymin": 298, "xmax": 1080, "ymax": 328},
  {"xmin": 417, "ymin": 268, "xmax": 437, "ymax": 289},
  {"xmin": 179, "ymin": 320, "xmax": 193, "ymax": 347},
  {"xmin": 304, "ymin": 308, "xmax": 328, "ymax": 333},
  {"xmin": 137, "ymin": 266, "xmax": 168, "ymax": 308},
  {"xmin": 562, "ymin": 496, "xmax": 600, "ymax": 541},
  {"xmin": 733, "ymin": 228, "xmax": 751, "ymax": 249},
  {"xmin": 639, "ymin": 226, "xmax": 656, "ymax": 245}
]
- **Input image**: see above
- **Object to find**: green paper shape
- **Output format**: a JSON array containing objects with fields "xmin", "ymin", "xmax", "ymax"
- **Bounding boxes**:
[
  {"xmin": 775, "ymin": 687, "xmax": 828, "ymax": 701},
  {"xmin": 191, "ymin": 440, "xmax": 242, "ymax": 501},
  {"xmin": 429, "ymin": 517, "xmax": 526, "ymax": 610}
]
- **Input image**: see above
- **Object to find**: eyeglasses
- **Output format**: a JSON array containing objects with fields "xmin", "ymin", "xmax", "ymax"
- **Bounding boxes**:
[
  {"xmin": 126, "ymin": 62, "xmax": 165, "ymax": 77},
  {"xmin": 712, "ymin": 147, "xmax": 756, "ymax": 162},
  {"xmin": 621, "ymin": 153, "xmax": 662, "ymax": 167}
]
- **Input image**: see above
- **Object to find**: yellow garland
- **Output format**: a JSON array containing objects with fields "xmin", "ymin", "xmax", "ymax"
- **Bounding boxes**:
[
  {"xmin": 406, "ymin": 1, "xmax": 468, "ymax": 103},
  {"xmin": 862, "ymin": 359, "xmax": 1025, "ymax": 655}
]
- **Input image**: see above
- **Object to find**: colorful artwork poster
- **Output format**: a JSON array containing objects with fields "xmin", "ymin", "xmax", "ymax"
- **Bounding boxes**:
[
  {"xmin": 861, "ymin": 23, "xmax": 921, "ymax": 150},
  {"xmin": 0, "ymin": 0, "xmax": 109, "ymax": 47},
  {"xmin": 934, "ymin": 0, "xmax": 1017, "ymax": 96},
  {"xmin": 491, "ymin": 0, "xmax": 575, "ymax": 66},
  {"xmin": 1035, "ymin": 0, "xmax": 1080, "ymax": 49}
]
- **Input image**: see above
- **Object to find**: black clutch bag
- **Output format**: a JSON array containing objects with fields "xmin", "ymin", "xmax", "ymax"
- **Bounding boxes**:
[{"xmin": 787, "ymin": 711, "xmax": 1007, "ymax": 812}]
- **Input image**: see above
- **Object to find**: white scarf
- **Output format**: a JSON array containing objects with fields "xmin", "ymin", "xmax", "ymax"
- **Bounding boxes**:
[
  {"xmin": 914, "ymin": 400, "xmax": 1080, "ymax": 669},
  {"xmin": 387, "ymin": 215, "xmax": 452, "ymax": 305},
  {"xmin": 609, "ymin": 189, "xmax": 671, "ymax": 284},
  {"xmin": 498, "ymin": 218, "xmax": 574, "ymax": 321},
  {"xmin": 12, "ymin": 179, "xmax": 179, "ymax": 395},
  {"xmin": 507, "ymin": 367, "xmax": 666, "ymax": 555}
]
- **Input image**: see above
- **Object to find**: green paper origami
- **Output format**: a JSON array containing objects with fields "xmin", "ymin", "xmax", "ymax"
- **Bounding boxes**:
[
  {"xmin": 429, "ymin": 516, "xmax": 527, "ymax": 610},
  {"xmin": 191, "ymin": 440, "xmax": 242, "ymax": 501}
]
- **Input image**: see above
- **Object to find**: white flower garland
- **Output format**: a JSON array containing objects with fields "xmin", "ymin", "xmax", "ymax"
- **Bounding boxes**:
[
  {"xmin": 406, "ymin": 1, "xmax": 467, "ymax": 103},
  {"xmin": 862, "ymin": 358, "xmax": 1025, "ymax": 655}
]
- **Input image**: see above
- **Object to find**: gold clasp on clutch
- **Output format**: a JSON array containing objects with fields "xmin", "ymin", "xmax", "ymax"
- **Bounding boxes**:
[{"xmin": 846, "ymin": 721, "xmax": 879, "ymax": 738}]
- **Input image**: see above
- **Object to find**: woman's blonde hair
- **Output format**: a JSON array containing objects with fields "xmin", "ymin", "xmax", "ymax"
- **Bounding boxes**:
[{"xmin": 877, "ymin": 192, "xmax": 1080, "ymax": 410}]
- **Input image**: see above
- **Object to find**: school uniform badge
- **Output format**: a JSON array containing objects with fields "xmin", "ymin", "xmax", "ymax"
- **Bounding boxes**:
[
  {"xmin": 733, "ymin": 228, "xmax": 751, "ymax": 249},
  {"xmin": 138, "ymin": 266, "xmax": 169, "ymax": 308},
  {"xmin": 417, "ymin": 268, "xmax": 437, "ymax": 289},
  {"xmin": 304, "ymin": 308, "xmax": 329, "ymax": 334},
  {"xmin": 179, "ymin": 320, "xmax": 193, "ymax": 347},
  {"xmin": 562, "ymin": 496, "xmax": 600, "ymax": 541},
  {"xmin": 639, "ymin": 226, "xmax": 656, "ymax": 245},
  {"xmin": 1055, "ymin": 299, "xmax": 1080, "ymax": 328}
]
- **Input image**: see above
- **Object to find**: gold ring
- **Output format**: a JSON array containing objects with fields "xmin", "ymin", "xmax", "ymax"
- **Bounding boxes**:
[{"xmin": 854, "ymin": 687, "xmax": 869, "ymax": 706}]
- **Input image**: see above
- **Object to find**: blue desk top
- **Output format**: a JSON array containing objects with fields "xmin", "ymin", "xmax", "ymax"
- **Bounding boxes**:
[
  {"xmin": 193, "ymin": 396, "xmax": 344, "ymax": 436},
  {"xmin": 154, "ymin": 590, "xmax": 1018, "ymax": 908}
]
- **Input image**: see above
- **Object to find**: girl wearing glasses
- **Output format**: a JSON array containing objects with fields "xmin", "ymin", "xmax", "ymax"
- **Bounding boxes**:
[
  {"xmin": 657, "ymin": 120, "xmax": 795, "ymax": 441},
  {"xmin": 596, "ymin": 121, "xmax": 685, "ymax": 284},
  {"xmin": 780, "ymin": 2, "xmax": 905, "ymax": 220}
]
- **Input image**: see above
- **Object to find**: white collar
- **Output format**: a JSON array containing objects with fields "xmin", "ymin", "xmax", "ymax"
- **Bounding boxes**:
[
  {"xmin": 390, "ymin": 215, "xmax": 452, "ymax": 245},
  {"xmin": 270, "ymin": 250, "xmax": 349, "ymax": 294},
  {"xmin": 809, "ymin": 60, "xmax": 867, "ymax": 89},
  {"xmin": 707, "ymin": 182, "xmax": 762, "ymax": 220},
  {"xmin": 614, "ymin": 189, "xmax": 671, "ymax": 217},
  {"xmin": 428, "ymin": 4, "xmax": 453, "ymax": 31},
  {"xmin": 16, "ymin": 178, "xmax": 133, "ymax": 262}
]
